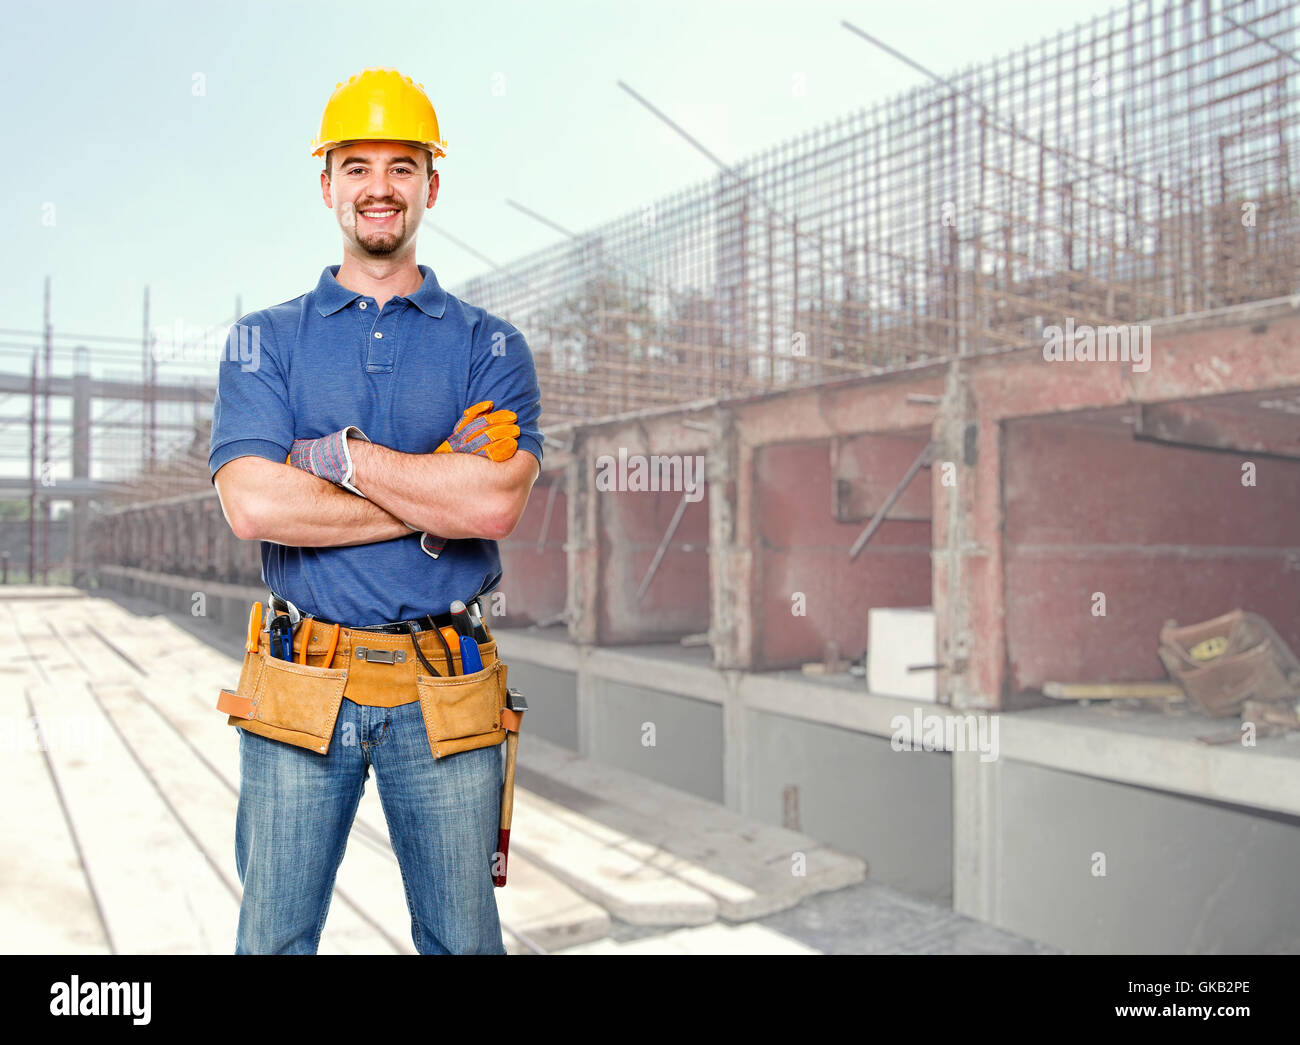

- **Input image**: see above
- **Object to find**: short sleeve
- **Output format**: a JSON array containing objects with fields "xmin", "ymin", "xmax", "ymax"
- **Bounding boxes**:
[
  {"xmin": 468, "ymin": 316, "xmax": 544, "ymax": 465},
  {"xmin": 208, "ymin": 314, "xmax": 295, "ymax": 483}
]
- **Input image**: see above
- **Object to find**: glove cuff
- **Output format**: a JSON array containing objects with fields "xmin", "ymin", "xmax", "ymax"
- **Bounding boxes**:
[{"xmin": 338, "ymin": 425, "xmax": 370, "ymax": 498}]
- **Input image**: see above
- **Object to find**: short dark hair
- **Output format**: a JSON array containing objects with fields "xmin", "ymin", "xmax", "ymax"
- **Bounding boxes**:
[{"xmin": 325, "ymin": 146, "xmax": 434, "ymax": 179}]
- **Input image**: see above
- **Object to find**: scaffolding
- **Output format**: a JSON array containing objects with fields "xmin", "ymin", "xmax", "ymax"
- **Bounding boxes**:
[
  {"xmin": 458, "ymin": 0, "xmax": 1300, "ymax": 427},
  {"xmin": 6, "ymin": 0, "xmax": 1300, "ymax": 535}
]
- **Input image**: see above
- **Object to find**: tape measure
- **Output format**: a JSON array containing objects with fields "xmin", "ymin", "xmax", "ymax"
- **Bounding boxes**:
[{"xmin": 1189, "ymin": 635, "xmax": 1228, "ymax": 662}]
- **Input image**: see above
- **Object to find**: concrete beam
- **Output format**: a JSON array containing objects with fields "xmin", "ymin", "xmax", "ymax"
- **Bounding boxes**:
[
  {"xmin": 969, "ymin": 306, "xmax": 1300, "ymax": 422},
  {"xmin": 1134, "ymin": 400, "xmax": 1300, "ymax": 459}
]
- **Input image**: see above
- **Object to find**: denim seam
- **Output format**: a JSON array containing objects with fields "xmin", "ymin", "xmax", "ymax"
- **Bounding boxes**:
[
  {"xmin": 312, "ymin": 776, "xmax": 364, "ymax": 951},
  {"xmin": 396, "ymin": 861, "xmax": 422, "ymax": 953}
]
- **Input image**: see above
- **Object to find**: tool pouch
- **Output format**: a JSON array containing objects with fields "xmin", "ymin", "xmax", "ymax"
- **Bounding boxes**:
[
  {"xmin": 1159, "ymin": 609, "xmax": 1300, "ymax": 718},
  {"xmin": 217, "ymin": 605, "xmax": 510, "ymax": 759},
  {"xmin": 217, "ymin": 629, "xmax": 350, "ymax": 755},
  {"xmin": 416, "ymin": 643, "xmax": 511, "ymax": 759}
]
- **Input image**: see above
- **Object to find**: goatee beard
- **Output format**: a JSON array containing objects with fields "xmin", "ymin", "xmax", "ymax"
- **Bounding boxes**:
[{"xmin": 358, "ymin": 230, "xmax": 401, "ymax": 256}]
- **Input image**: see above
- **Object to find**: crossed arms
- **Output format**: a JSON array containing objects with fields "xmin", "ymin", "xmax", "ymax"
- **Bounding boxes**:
[{"xmin": 213, "ymin": 442, "xmax": 540, "ymax": 548}]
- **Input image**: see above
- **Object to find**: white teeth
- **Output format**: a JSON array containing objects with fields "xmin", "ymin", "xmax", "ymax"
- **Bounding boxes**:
[{"xmin": 363, "ymin": 209, "xmax": 397, "ymax": 217}]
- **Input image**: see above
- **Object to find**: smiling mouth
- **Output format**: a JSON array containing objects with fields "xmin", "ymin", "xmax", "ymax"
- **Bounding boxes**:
[{"xmin": 359, "ymin": 207, "xmax": 401, "ymax": 223}]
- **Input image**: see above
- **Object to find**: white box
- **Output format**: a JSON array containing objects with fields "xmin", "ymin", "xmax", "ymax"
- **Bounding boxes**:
[{"xmin": 867, "ymin": 607, "xmax": 938, "ymax": 701}]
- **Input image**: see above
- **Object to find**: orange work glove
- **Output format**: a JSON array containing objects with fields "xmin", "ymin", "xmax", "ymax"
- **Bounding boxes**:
[
  {"xmin": 434, "ymin": 400, "xmax": 520, "ymax": 461},
  {"xmin": 417, "ymin": 401, "xmax": 521, "ymax": 559}
]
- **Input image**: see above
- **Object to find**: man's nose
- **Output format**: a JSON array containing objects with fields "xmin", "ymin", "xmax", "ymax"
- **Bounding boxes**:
[{"xmin": 365, "ymin": 170, "xmax": 394, "ymax": 199}]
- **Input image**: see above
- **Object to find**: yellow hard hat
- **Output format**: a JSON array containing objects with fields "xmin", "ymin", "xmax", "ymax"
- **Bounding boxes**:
[{"xmin": 311, "ymin": 68, "xmax": 447, "ymax": 161}]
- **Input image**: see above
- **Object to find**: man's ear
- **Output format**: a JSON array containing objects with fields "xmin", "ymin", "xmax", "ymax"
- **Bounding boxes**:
[
  {"xmin": 426, "ymin": 169, "xmax": 439, "ymax": 210},
  {"xmin": 321, "ymin": 169, "xmax": 334, "ymax": 208}
]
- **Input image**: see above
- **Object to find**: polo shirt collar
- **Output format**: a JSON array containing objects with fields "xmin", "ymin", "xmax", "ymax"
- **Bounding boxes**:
[
  {"xmin": 407, "ymin": 265, "xmax": 448, "ymax": 318},
  {"xmin": 313, "ymin": 264, "xmax": 447, "ymax": 318},
  {"xmin": 314, "ymin": 266, "xmax": 360, "ymax": 316}
]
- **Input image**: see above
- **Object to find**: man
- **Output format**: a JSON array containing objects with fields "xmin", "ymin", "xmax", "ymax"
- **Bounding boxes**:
[{"xmin": 208, "ymin": 68, "xmax": 543, "ymax": 955}]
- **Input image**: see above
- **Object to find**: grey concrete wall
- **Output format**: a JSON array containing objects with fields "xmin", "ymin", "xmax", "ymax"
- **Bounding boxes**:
[
  {"xmin": 998, "ymin": 760, "xmax": 1300, "ymax": 954},
  {"xmin": 744, "ymin": 709, "xmax": 954, "ymax": 903},
  {"xmin": 588, "ymin": 678, "xmax": 725, "ymax": 803},
  {"xmin": 504, "ymin": 661, "xmax": 579, "ymax": 752}
]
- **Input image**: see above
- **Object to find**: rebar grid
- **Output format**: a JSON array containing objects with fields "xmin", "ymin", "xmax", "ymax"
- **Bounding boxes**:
[{"xmin": 457, "ymin": 0, "xmax": 1300, "ymax": 429}]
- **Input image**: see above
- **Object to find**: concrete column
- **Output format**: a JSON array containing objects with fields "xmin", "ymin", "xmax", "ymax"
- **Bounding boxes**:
[
  {"xmin": 575, "ymin": 649, "xmax": 597, "ymax": 758},
  {"xmin": 711, "ymin": 409, "xmax": 757, "ymax": 670},
  {"xmin": 566, "ymin": 428, "xmax": 599, "ymax": 645},
  {"xmin": 951, "ymin": 748, "xmax": 1002, "ymax": 922},
  {"xmin": 720, "ymin": 667, "xmax": 746, "ymax": 813},
  {"xmin": 933, "ymin": 359, "xmax": 1005, "ymax": 710},
  {"xmin": 70, "ymin": 371, "xmax": 91, "ymax": 586},
  {"xmin": 708, "ymin": 406, "xmax": 743, "ymax": 668}
]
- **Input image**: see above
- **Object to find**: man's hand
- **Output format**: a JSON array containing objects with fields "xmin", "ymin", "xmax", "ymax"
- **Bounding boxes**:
[
  {"xmin": 286, "ymin": 426, "xmax": 371, "ymax": 497},
  {"xmin": 435, "ymin": 400, "xmax": 519, "ymax": 460},
  {"xmin": 420, "ymin": 401, "xmax": 520, "ymax": 558}
]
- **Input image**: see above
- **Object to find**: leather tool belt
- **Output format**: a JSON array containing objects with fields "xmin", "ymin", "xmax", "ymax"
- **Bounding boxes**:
[{"xmin": 216, "ymin": 595, "xmax": 512, "ymax": 759}]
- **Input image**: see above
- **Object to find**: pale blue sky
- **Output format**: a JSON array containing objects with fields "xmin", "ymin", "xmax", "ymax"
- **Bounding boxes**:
[{"xmin": 1, "ymin": 0, "xmax": 1126, "ymax": 373}]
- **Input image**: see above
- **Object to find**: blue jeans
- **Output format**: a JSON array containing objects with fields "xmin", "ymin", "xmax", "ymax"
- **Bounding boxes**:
[{"xmin": 234, "ymin": 698, "xmax": 506, "ymax": 954}]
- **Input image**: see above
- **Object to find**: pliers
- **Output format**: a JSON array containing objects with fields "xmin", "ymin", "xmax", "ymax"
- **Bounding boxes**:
[
  {"xmin": 297, "ymin": 616, "xmax": 341, "ymax": 667},
  {"xmin": 267, "ymin": 595, "xmax": 301, "ymax": 662}
]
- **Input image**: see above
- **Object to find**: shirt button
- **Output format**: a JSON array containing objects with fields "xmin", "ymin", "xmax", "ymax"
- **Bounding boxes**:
[
  {"xmin": 359, "ymin": 302, "xmax": 367, "ymax": 310},
  {"xmin": 374, "ymin": 332, "xmax": 383, "ymax": 339}
]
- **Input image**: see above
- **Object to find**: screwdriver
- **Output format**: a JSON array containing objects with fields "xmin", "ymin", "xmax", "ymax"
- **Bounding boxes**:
[{"xmin": 467, "ymin": 599, "xmax": 489, "ymax": 643}]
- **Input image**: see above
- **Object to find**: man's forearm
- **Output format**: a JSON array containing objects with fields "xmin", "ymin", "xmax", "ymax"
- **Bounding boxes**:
[
  {"xmin": 350, "ymin": 442, "xmax": 508, "ymax": 539},
  {"xmin": 246, "ymin": 462, "xmax": 412, "ymax": 546}
]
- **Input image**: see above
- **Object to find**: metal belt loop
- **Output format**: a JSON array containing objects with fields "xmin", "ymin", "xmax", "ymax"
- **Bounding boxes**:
[{"xmin": 404, "ymin": 620, "xmax": 442, "ymax": 678}]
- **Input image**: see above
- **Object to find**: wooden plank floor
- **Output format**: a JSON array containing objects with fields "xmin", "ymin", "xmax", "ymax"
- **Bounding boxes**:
[{"xmin": 0, "ymin": 591, "xmax": 605, "ymax": 955}]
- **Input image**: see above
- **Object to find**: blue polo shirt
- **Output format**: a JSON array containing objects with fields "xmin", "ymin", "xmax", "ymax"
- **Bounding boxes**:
[{"xmin": 208, "ymin": 264, "xmax": 544, "ymax": 626}]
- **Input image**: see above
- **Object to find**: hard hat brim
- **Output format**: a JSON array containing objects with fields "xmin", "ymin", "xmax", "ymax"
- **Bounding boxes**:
[{"xmin": 312, "ymin": 138, "xmax": 447, "ymax": 160}]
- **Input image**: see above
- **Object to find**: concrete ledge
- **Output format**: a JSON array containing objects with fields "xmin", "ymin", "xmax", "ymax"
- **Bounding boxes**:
[
  {"xmin": 513, "ymin": 789, "xmax": 719, "ymax": 926},
  {"xmin": 556, "ymin": 922, "xmax": 820, "ymax": 955},
  {"xmin": 96, "ymin": 565, "xmax": 260, "ymax": 604},
  {"xmin": 516, "ymin": 735, "xmax": 868, "ymax": 921},
  {"xmin": 0, "ymin": 585, "xmax": 86, "ymax": 600},
  {"xmin": 492, "ymin": 629, "xmax": 583, "ymax": 674},
  {"xmin": 495, "ymin": 856, "xmax": 611, "ymax": 954},
  {"xmin": 1001, "ymin": 705, "xmax": 1300, "ymax": 819}
]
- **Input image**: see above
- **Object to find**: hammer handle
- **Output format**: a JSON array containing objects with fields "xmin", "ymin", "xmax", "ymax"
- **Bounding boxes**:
[{"xmin": 494, "ymin": 731, "xmax": 521, "ymax": 887}]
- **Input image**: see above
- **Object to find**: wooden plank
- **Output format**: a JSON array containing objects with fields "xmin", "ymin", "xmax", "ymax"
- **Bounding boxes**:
[
  {"xmin": 24, "ymin": 676, "xmax": 232, "ymax": 953},
  {"xmin": 1042, "ymin": 681, "xmax": 1185, "ymax": 700},
  {"xmin": 0, "ymin": 684, "xmax": 110, "ymax": 953}
]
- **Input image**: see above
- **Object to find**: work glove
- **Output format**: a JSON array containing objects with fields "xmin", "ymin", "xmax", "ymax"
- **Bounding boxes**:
[
  {"xmin": 286, "ymin": 425, "xmax": 371, "ymax": 498},
  {"xmin": 419, "ymin": 400, "xmax": 520, "ymax": 559},
  {"xmin": 435, "ymin": 399, "xmax": 520, "ymax": 460}
]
